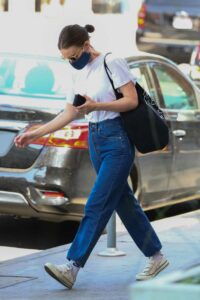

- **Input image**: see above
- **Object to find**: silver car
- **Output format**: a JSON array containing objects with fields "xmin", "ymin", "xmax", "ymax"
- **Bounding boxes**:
[{"xmin": 0, "ymin": 51, "xmax": 200, "ymax": 222}]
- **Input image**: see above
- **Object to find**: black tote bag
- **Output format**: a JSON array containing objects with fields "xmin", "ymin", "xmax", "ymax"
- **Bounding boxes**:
[{"xmin": 104, "ymin": 55, "xmax": 169, "ymax": 154}]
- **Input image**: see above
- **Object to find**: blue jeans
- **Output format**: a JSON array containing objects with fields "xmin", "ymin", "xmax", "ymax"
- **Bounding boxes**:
[{"xmin": 67, "ymin": 117, "xmax": 162, "ymax": 267}]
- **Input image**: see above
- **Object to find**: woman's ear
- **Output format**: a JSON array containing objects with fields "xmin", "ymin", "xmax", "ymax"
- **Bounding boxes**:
[{"xmin": 83, "ymin": 41, "xmax": 90, "ymax": 51}]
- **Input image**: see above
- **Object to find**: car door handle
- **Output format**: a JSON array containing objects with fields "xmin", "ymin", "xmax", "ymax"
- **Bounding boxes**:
[{"xmin": 172, "ymin": 130, "xmax": 186, "ymax": 137}]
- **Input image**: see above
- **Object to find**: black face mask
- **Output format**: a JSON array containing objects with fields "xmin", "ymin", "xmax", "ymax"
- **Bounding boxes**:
[{"xmin": 69, "ymin": 52, "xmax": 91, "ymax": 70}]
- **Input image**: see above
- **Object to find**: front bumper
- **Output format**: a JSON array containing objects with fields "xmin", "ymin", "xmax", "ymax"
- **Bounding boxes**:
[{"xmin": 136, "ymin": 33, "xmax": 199, "ymax": 62}]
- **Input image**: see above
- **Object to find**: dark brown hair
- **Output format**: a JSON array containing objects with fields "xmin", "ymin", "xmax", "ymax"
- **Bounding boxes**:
[{"xmin": 58, "ymin": 24, "xmax": 95, "ymax": 50}]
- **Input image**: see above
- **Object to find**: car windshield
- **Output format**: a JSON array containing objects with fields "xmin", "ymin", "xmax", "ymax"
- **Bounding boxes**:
[{"xmin": 0, "ymin": 53, "xmax": 71, "ymax": 109}]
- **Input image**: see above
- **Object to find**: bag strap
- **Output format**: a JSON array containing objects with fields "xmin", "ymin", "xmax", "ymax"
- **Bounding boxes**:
[
  {"xmin": 103, "ymin": 53, "xmax": 122, "ymax": 99},
  {"xmin": 104, "ymin": 53, "xmax": 166, "ymax": 120}
]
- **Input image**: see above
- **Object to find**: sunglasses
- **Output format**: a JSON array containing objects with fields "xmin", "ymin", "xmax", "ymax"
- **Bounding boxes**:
[{"xmin": 61, "ymin": 47, "xmax": 84, "ymax": 63}]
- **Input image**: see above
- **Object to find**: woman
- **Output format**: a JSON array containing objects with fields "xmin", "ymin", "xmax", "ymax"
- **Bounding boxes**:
[{"xmin": 14, "ymin": 24, "xmax": 169, "ymax": 289}]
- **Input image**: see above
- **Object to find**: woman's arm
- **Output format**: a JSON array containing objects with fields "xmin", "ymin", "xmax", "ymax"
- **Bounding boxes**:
[
  {"xmin": 96, "ymin": 81, "xmax": 138, "ymax": 112},
  {"xmin": 30, "ymin": 103, "xmax": 78, "ymax": 136},
  {"xmin": 14, "ymin": 103, "xmax": 79, "ymax": 148},
  {"xmin": 76, "ymin": 81, "xmax": 138, "ymax": 114}
]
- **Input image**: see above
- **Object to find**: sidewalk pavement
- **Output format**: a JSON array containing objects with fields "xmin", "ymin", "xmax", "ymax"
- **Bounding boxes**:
[{"xmin": 0, "ymin": 209, "xmax": 200, "ymax": 300}]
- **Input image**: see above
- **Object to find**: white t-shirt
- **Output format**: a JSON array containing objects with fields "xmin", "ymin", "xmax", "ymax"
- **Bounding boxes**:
[{"xmin": 66, "ymin": 53, "xmax": 136, "ymax": 123}]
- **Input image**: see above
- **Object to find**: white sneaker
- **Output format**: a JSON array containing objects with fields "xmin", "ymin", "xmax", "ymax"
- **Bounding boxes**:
[
  {"xmin": 44, "ymin": 261, "xmax": 79, "ymax": 289},
  {"xmin": 136, "ymin": 255, "xmax": 169, "ymax": 281}
]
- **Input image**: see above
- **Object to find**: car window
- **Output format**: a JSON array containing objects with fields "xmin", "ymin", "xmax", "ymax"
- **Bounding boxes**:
[
  {"xmin": 151, "ymin": 64, "xmax": 197, "ymax": 110},
  {"xmin": 0, "ymin": 55, "xmax": 69, "ymax": 99},
  {"xmin": 129, "ymin": 64, "xmax": 151, "ymax": 95},
  {"xmin": 129, "ymin": 63, "xmax": 161, "ymax": 105},
  {"xmin": 92, "ymin": 0, "xmax": 131, "ymax": 14}
]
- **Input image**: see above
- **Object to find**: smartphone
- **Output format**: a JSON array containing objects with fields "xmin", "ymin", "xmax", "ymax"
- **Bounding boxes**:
[{"xmin": 73, "ymin": 94, "xmax": 86, "ymax": 107}]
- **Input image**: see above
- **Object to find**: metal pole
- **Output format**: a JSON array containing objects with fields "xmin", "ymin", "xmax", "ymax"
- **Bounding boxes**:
[{"xmin": 98, "ymin": 212, "xmax": 126, "ymax": 257}]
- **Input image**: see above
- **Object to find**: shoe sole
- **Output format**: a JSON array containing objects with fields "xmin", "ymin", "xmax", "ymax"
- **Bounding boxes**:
[
  {"xmin": 44, "ymin": 264, "xmax": 73, "ymax": 289},
  {"xmin": 136, "ymin": 259, "xmax": 169, "ymax": 281}
]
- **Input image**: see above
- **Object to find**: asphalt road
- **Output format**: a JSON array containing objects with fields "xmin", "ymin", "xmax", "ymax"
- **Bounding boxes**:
[
  {"xmin": 0, "ymin": 216, "xmax": 79, "ymax": 262},
  {"xmin": 0, "ymin": 216, "xmax": 80, "ymax": 249}
]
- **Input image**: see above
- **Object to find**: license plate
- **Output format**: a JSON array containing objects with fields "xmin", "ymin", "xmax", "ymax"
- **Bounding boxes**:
[
  {"xmin": 0, "ymin": 131, "xmax": 16, "ymax": 157},
  {"xmin": 172, "ymin": 16, "xmax": 193, "ymax": 30}
]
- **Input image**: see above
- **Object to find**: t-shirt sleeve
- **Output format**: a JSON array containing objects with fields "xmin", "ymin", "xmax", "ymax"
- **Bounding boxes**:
[{"xmin": 106, "ymin": 56, "xmax": 137, "ymax": 89}]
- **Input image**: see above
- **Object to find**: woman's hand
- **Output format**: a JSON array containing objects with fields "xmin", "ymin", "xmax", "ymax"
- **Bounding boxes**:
[
  {"xmin": 76, "ymin": 95, "xmax": 96, "ymax": 114},
  {"xmin": 14, "ymin": 130, "xmax": 39, "ymax": 148}
]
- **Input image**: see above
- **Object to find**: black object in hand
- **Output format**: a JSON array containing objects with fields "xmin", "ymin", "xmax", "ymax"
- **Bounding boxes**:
[{"xmin": 73, "ymin": 94, "xmax": 86, "ymax": 107}]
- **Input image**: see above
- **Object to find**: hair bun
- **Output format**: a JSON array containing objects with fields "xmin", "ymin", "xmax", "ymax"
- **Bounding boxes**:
[{"xmin": 84, "ymin": 24, "xmax": 95, "ymax": 33}]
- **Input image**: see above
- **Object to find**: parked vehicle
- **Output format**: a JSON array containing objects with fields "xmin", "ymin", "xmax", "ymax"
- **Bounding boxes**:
[
  {"xmin": 136, "ymin": 0, "xmax": 200, "ymax": 64},
  {"xmin": 0, "ymin": 51, "xmax": 200, "ymax": 223},
  {"xmin": 191, "ymin": 44, "xmax": 200, "ymax": 67},
  {"xmin": 189, "ymin": 44, "xmax": 200, "ymax": 88},
  {"xmin": 178, "ymin": 44, "xmax": 200, "ymax": 89}
]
